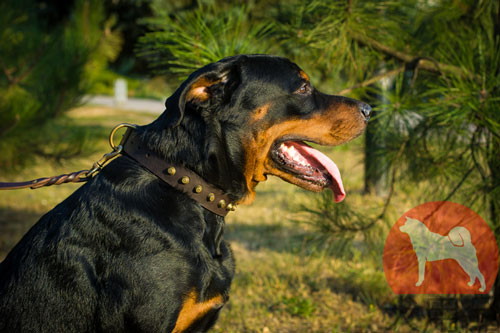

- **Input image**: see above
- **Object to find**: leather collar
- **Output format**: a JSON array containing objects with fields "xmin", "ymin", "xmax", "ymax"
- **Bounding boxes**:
[{"xmin": 120, "ymin": 128, "xmax": 236, "ymax": 217}]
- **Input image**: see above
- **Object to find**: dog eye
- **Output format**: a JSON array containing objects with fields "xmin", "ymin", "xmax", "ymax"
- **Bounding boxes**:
[{"xmin": 295, "ymin": 83, "xmax": 311, "ymax": 95}]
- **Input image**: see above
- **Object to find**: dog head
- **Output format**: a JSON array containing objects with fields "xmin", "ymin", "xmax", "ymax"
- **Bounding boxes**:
[
  {"xmin": 400, "ymin": 217, "xmax": 426, "ymax": 234},
  {"xmin": 146, "ymin": 55, "xmax": 371, "ymax": 204}
]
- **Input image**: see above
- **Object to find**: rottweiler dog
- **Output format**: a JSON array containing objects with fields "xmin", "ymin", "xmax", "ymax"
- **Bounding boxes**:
[{"xmin": 0, "ymin": 55, "xmax": 371, "ymax": 332}]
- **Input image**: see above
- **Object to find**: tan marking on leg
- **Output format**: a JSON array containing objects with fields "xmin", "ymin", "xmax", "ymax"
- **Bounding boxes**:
[{"xmin": 173, "ymin": 290, "xmax": 224, "ymax": 333}]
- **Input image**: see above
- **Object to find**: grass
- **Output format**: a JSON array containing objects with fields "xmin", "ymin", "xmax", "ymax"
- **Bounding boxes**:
[{"xmin": 0, "ymin": 106, "xmax": 496, "ymax": 332}]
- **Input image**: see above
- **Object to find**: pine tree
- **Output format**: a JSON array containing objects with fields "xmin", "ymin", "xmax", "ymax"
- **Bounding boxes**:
[
  {"xmin": 137, "ymin": 1, "xmax": 275, "ymax": 82},
  {"xmin": 276, "ymin": 0, "xmax": 499, "ymax": 318},
  {"xmin": 0, "ymin": 0, "xmax": 121, "ymax": 170}
]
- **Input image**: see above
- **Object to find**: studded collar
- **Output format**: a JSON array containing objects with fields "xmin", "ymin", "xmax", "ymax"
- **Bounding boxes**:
[{"xmin": 120, "ymin": 128, "xmax": 236, "ymax": 217}]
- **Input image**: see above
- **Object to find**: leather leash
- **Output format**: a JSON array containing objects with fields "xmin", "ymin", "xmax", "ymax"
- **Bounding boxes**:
[
  {"xmin": 0, "ymin": 170, "xmax": 89, "ymax": 190},
  {"xmin": 0, "ymin": 123, "xmax": 236, "ymax": 217}
]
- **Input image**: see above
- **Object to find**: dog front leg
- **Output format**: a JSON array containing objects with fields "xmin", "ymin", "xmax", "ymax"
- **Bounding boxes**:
[{"xmin": 416, "ymin": 256, "xmax": 426, "ymax": 287}]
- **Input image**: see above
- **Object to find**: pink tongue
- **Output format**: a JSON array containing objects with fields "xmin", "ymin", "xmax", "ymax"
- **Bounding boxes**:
[{"xmin": 290, "ymin": 142, "xmax": 346, "ymax": 203}]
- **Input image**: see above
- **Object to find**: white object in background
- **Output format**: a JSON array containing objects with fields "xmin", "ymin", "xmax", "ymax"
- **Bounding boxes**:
[{"xmin": 114, "ymin": 78, "xmax": 128, "ymax": 106}]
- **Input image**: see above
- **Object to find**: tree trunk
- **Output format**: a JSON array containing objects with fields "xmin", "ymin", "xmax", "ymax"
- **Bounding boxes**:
[
  {"xmin": 488, "ymin": 137, "xmax": 500, "ymax": 320},
  {"xmin": 364, "ymin": 74, "xmax": 392, "ymax": 197},
  {"xmin": 364, "ymin": 114, "xmax": 389, "ymax": 196}
]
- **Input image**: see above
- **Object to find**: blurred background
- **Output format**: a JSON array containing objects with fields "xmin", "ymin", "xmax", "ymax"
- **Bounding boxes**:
[{"xmin": 0, "ymin": 0, "xmax": 499, "ymax": 331}]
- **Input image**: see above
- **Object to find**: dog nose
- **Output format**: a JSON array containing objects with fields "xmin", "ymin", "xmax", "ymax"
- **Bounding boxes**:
[{"xmin": 359, "ymin": 103, "xmax": 372, "ymax": 121}]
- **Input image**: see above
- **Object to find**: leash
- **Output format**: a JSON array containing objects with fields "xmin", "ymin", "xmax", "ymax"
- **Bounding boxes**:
[
  {"xmin": 0, "ymin": 123, "xmax": 236, "ymax": 216},
  {"xmin": 0, "ymin": 123, "xmax": 135, "ymax": 191}
]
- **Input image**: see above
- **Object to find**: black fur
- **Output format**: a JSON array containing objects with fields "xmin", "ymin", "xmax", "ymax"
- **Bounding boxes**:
[{"xmin": 0, "ymin": 55, "xmax": 369, "ymax": 332}]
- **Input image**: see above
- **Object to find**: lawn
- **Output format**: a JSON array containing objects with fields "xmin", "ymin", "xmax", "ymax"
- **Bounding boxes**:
[{"xmin": 0, "ymin": 106, "xmax": 493, "ymax": 332}]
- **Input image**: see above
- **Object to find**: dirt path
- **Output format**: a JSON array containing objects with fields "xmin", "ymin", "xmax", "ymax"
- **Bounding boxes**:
[{"xmin": 83, "ymin": 95, "xmax": 164, "ymax": 114}]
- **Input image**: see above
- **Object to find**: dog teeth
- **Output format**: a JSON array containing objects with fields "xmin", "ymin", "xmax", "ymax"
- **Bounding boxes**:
[{"xmin": 277, "ymin": 143, "xmax": 312, "ymax": 168}]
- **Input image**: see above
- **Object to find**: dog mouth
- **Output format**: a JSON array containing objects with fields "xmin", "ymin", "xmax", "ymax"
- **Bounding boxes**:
[{"xmin": 269, "ymin": 140, "xmax": 345, "ymax": 202}]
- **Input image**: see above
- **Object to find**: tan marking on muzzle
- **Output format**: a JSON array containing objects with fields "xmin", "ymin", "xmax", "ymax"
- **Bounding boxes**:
[
  {"xmin": 238, "ymin": 101, "xmax": 366, "ymax": 204},
  {"xmin": 250, "ymin": 103, "xmax": 271, "ymax": 123}
]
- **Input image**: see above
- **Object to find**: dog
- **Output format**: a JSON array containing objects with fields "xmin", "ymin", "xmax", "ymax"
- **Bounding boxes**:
[
  {"xmin": 0, "ymin": 55, "xmax": 370, "ymax": 332},
  {"xmin": 400, "ymin": 216, "xmax": 486, "ymax": 292}
]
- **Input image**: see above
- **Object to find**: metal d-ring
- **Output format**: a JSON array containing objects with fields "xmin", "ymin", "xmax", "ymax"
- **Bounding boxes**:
[
  {"xmin": 109, "ymin": 123, "xmax": 137, "ymax": 150},
  {"xmin": 85, "ymin": 123, "xmax": 138, "ymax": 178}
]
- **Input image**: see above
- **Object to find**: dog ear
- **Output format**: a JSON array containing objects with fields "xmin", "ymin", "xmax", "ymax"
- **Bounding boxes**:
[
  {"xmin": 164, "ymin": 58, "xmax": 242, "ymax": 127},
  {"xmin": 183, "ymin": 71, "xmax": 231, "ymax": 105}
]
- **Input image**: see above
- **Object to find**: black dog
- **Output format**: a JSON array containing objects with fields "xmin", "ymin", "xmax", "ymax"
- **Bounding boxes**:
[{"xmin": 0, "ymin": 55, "xmax": 371, "ymax": 332}]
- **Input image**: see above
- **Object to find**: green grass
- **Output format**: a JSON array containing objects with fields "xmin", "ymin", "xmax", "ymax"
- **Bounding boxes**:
[
  {"xmin": 1, "ymin": 106, "xmax": 495, "ymax": 332},
  {"xmin": 281, "ymin": 296, "xmax": 316, "ymax": 318}
]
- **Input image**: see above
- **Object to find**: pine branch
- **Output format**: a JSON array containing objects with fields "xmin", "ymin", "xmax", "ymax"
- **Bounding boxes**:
[
  {"xmin": 0, "ymin": 56, "xmax": 14, "ymax": 83},
  {"xmin": 348, "ymin": 31, "xmax": 469, "ymax": 78},
  {"xmin": 337, "ymin": 66, "xmax": 405, "ymax": 95},
  {"xmin": 0, "ymin": 47, "xmax": 46, "ymax": 88},
  {"xmin": 0, "ymin": 114, "xmax": 20, "ymax": 138}
]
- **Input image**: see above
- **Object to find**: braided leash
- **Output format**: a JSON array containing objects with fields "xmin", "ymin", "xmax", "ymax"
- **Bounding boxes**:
[
  {"xmin": 0, "ymin": 170, "xmax": 90, "ymax": 190},
  {"xmin": 0, "ymin": 124, "xmax": 135, "ymax": 191}
]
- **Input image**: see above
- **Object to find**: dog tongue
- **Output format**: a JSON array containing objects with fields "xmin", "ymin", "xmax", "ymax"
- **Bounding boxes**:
[{"xmin": 289, "ymin": 142, "xmax": 346, "ymax": 203}]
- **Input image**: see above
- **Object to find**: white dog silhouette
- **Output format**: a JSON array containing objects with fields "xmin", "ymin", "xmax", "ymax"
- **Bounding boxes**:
[{"xmin": 399, "ymin": 217, "xmax": 485, "ymax": 292}]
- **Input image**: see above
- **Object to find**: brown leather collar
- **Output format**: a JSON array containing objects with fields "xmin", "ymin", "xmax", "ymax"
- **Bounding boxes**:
[{"xmin": 120, "ymin": 129, "xmax": 236, "ymax": 217}]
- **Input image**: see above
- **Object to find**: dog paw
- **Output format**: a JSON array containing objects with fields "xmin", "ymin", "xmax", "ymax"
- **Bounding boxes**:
[
  {"xmin": 479, "ymin": 287, "xmax": 485, "ymax": 292},
  {"xmin": 468, "ymin": 281, "xmax": 474, "ymax": 287},
  {"xmin": 415, "ymin": 281, "xmax": 423, "ymax": 287}
]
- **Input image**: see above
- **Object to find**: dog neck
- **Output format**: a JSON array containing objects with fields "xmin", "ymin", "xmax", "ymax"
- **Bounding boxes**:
[
  {"xmin": 120, "ymin": 128, "xmax": 237, "ymax": 216},
  {"xmin": 140, "ymin": 112, "xmax": 249, "ymax": 201}
]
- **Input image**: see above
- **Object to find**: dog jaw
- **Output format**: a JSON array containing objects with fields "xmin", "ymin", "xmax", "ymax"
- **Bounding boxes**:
[{"xmin": 238, "ymin": 101, "xmax": 367, "ymax": 204}]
